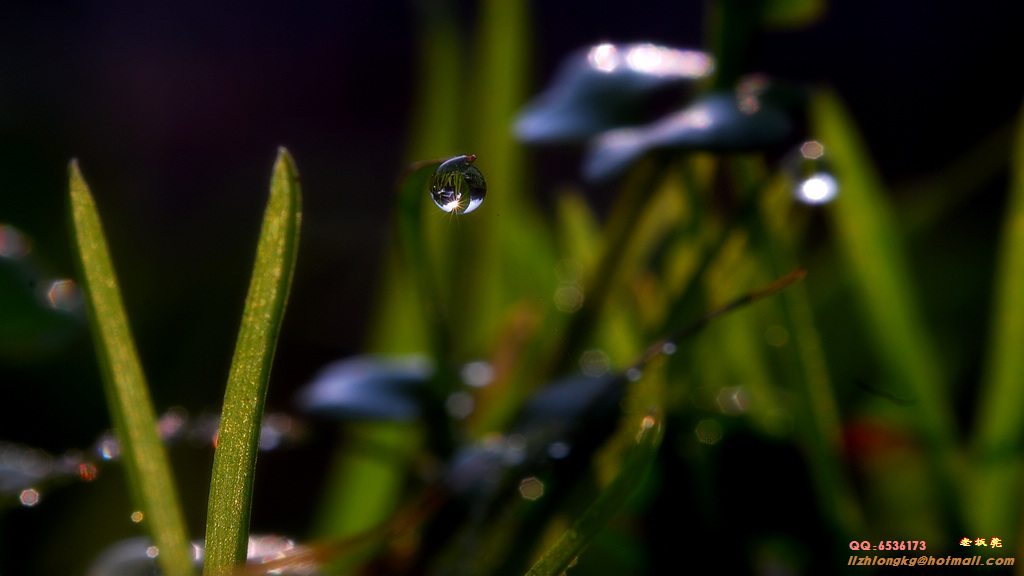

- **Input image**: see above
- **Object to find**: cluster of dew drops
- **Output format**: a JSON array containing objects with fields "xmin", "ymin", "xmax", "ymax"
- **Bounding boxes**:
[{"xmin": 0, "ymin": 407, "xmax": 301, "ymax": 511}]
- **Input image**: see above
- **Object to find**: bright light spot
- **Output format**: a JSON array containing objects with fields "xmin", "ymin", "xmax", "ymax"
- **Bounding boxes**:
[
  {"xmin": 19, "ymin": 488, "xmax": 40, "ymax": 507},
  {"xmin": 0, "ymin": 224, "xmax": 30, "ymax": 259},
  {"xmin": 46, "ymin": 279, "xmax": 82, "ymax": 311},
  {"xmin": 625, "ymin": 44, "xmax": 713, "ymax": 78},
  {"xmin": 461, "ymin": 360, "xmax": 495, "ymax": 388},
  {"xmin": 625, "ymin": 367, "xmax": 643, "ymax": 382},
  {"xmin": 661, "ymin": 342, "xmax": 678, "ymax": 355},
  {"xmin": 519, "ymin": 477, "xmax": 545, "ymax": 500},
  {"xmin": 579, "ymin": 349, "xmax": 610, "ymax": 376},
  {"xmin": 588, "ymin": 43, "xmax": 619, "ymax": 72},
  {"xmin": 555, "ymin": 285, "xmax": 584, "ymax": 312},
  {"xmin": 146, "ymin": 546, "xmax": 159, "ymax": 558},
  {"xmin": 796, "ymin": 173, "xmax": 838, "ymax": 205},
  {"xmin": 131, "ymin": 511, "xmax": 144, "ymax": 523},
  {"xmin": 716, "ymin": 386, "xmax": 749, "ymax": 414},
  {"xmin": 800, "ymin": 140, "xmax": 825, "ymax": 159},
  {"xmin": 445, "ymin": 391, "xmax": 475, "ymax": 419},
  {"xmin": 695, "ymin": 419, "xmax": 723, "ymax": 445}
]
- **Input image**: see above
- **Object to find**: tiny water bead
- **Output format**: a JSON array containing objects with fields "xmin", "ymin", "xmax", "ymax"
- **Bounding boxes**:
[{"xmin": 428, "ymin": 155, "xmax": 487, "ymax": 214}]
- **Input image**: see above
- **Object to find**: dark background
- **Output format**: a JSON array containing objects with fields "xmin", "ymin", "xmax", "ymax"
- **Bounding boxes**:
[{"xmin": 1, "ymin": 1, "xmax": 1022, "ymax": 573}]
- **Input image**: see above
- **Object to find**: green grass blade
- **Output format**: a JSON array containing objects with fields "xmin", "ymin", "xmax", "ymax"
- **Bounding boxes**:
[
  {"xmin": 203, "ymin": 148, "xmax": 301, "ymax": 575},
  {"xmin": 68, "ymin": 160, "xmax": 195, "ymax": 576},
  {"xmin": 523, "ymin": 415, "xmax": 663, "ymax": 576},
  {"xmin": 970, "ymin": 102, "xmax": 1024, "ymax": 536},
  {"xmin": 810, "ymin": 90, "xmax": 964, "ymax": 526}
]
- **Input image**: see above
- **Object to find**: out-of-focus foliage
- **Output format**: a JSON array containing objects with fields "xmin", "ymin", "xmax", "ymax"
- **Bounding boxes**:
[{"xmin": 3, "ymin": 0, "xmax": 1023, "ymax": 575}]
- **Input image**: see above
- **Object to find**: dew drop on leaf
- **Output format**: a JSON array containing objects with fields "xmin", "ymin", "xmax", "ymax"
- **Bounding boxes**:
[{"xmin": 428, "ymin": 155, "xmax": 487, "ymax": 214}]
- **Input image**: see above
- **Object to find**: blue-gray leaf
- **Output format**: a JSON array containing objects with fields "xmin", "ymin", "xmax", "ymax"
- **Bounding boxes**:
[
  {"xmin": 514, "ymin": 43, "xmax": 714, "ymax": 145},
  {"xmin": 294, "ymin": 355, "xmax": 434, "ymax": 421},
  {"xmin": 583, "ymin": 89, "xmax": 792, "ymax": 181}
]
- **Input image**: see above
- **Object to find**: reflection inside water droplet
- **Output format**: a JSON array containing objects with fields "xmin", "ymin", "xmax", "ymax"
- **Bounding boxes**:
[{"xmin": 429, "ymin": 155, "xmax": 487, "ymax": 214}]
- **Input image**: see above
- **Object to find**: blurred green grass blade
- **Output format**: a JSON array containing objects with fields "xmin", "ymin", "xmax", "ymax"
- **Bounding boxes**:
[
  {"xmin": 811, "ymin": 91, "xmax": 963, "ymax": 521},
  {"xmin": 68, "ymin": 161, "xmax": 194, "ymax": 576},
  {"xmin": 970, "ymin": 101, "xmax": 1024, "ymax": 536},
  {"xmin": 743, "ymin": 158, "xmax": 866, "ymax": 539},
  {"xmin": 524, "ymin": 416, "xmax": 663, "ymax": 576},
  {"xmin": 204, "ymin": 148, "xmax": 301, "ymax": 575},
  {"xmin": 466, "ymin": 0, "xmax": 558, "ymax": 354},
  {"xmin": 761, "ymin": 0, "xmax": 826, "ymax": 29}
]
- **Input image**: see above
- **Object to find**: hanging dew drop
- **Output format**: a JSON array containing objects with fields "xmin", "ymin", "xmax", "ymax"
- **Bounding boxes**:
[{"xmin": 428, "ymin": 155, "xmax": 487, "ymax": 214}]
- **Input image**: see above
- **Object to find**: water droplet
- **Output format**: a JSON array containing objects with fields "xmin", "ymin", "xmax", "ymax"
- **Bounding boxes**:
[
  {"xmin": 625, "ymin": 367, "xmax": 643, "ymax": 382},
  {"xmin": 461, "ymin": 360, "xmax": 495, "ymax": 388},
  {"xmin": 519, "ymin": 476, "xmax": 545, "ymax": 500},
  {"xmin": 19, "ymin": 488, "xmax": 41, "ymax": 507},
  {"xmin": 96, "ymin": 432, "xmax": 121, "ymax": 461},
  {"xmin": 0, "ymin": 224, "xmax": 30, "ymax": 259},
  {"xmin": 77, "ymin": 462, "xmax": 99, "ymax": 482},
  {"xmin": 795, "ymin": 172, "xmax": 838, "ymax": 205},
  {"xmin": 145, "ymin": 546, "xmax": 159, "ymax": 558},
  {"xmin": 579, "ymin": 349, "xmax": 610, "ymax": 376},
  {"xmin": 554, "ymin": 284, "xmax": 584, "ymax": 313},
  {"xmin": 661, "ymin": 342, "xmax": 677, "ymax": 355},
  {"xmin": 547, "ymin": 441, "xmax": 571, "ymax": 459},
  {"xmin": 428, "ymin": 155, "xmax": 487, "ymax": 214},
  {"xmin": 45, "ymin": 279, "xmax": 82, "ymax": 311},
  {"xmin": 445, "ymin": 391, "xmax": 475, "ymax": 419},
  {"xmin": 157, "ymin": 407, "xmax": 188, "ymax": 441},
  {"xmin": 800, "ymin": 140, "xmax": 825, "ymax": 159},
  {"xmin": 502, "ymin": 434, "xmax": 527, "ymax": 466},
  {"xmin": 695, "ymin": 419, "xmax": 723, "ymax": 445},
  {"xmin": 130, "ymin": 510, "xmax": 144, "ymax": 523}
]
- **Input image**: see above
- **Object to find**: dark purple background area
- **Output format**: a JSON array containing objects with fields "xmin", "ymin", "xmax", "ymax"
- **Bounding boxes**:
[{"xmin": 0, "ymin": 1, "xmax": 1021, "ymax": 573}]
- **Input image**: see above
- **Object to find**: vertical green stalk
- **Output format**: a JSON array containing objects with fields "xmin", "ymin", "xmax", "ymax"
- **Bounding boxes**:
[
  {"xmin": 811, "ymin": 90, "xmax": 964, "ymax": 530},
  {"xmin": 970, "ymin": 102, "xmax": 1024, "ymax": 539},
  {"xmin": 203, "ymin": 148, "xmax": 301, "ymax": 575},
  {"xmin": 69, "ymin": 161, "xmax": 194, "ymax": 576}
]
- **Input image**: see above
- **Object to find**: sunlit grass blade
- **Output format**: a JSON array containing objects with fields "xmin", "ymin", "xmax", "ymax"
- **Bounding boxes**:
[
  {"xmin": 204, "ymin": 148, "xmax": 301, "ymax": 575},
  {"xmin": 810, "ymin": 90, "xmax": 964, "ymax": 527},
  {"xmin": 970, "ymin": 101, "xmax": 1024, "ymax": 537},
  {"xmin": 523, "ymin": 415, "xmax": 663, "ymax": 576},
  {"xmin": 68, "ymin": 161, "xmax": 194, "ymax": 576}
]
